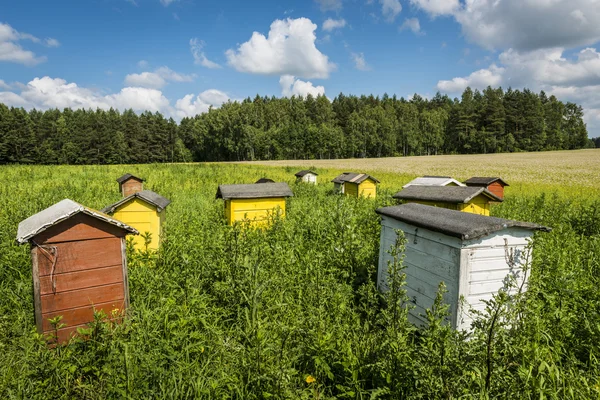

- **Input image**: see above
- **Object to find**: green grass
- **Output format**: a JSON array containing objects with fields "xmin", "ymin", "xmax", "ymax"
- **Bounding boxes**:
[{"xmin": 0, "ymin": 162, "xmax": 599, "ymax": 399}]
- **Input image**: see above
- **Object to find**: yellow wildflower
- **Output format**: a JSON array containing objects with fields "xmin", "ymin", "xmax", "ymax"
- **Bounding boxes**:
[{"xmin": 305, "ymin": 375, "xmax": 316, "ymax": 384}]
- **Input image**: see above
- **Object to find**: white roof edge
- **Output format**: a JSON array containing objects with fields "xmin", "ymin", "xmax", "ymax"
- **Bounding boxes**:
[
  {"xmin": 403, "ymin": 177, "xmax": 466, "ymax": 188},
  {"xmin": 16, "ymin": 199, "xmax": 138, "ymax": 244}
]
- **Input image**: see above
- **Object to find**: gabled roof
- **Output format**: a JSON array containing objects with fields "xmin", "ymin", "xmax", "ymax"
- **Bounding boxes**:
[
  {"xmin": 116, "ymin": 173, "xmax": 144, "ymax": 184},
  {"xmin": 255, "ymin": 178, "xmax": 275, "ymax": 184},
  {"xmin": 17, "ymin": 199, "xmax": 138, "ymax": 244},
  {"xmin": 393, "ymin": 185, "xmax": 503, "ymax": 203},
  {"xmin": 216, "ymin": 182, "xmax": 294, "ymax": 200},
  {"xmin": 464, "ymin": 177, "xmax": 509, "ymax": 187},
  {"xmin": 332, "ymin": 172, "xmax": 380, "ymax": 184},
  {"xmin": 295, "ymin": 170, "xmax": 318, "ymax": 177},
  {"xmin": 332, "ymin": 172, "xmax": 351, "ymax": 184},
  {"xmin": 101, "ymin": 190, "xmax": 171, "ymax": 214},
  {"xmin": 376, "ymin": 203, "xmax": 550, "ymax": 240},
  {"xmin": 403, "ymin": 176, "xmax": 465, "ymax": 188}
]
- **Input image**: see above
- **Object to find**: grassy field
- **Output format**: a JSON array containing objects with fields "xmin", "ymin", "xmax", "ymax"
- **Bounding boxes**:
[
  {"xmin": 0, "ymin": 155, "xmax": 599, "ymax": 399},
  {"xmin": 242, "ymin": 148, "xmax": 600, "ymax": 196}
]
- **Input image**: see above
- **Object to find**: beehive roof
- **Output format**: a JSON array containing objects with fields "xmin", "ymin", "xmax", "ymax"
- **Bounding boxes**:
[
  {"xmin": 255, "ymin": 178, "xmax": 275, "ymax": 183},
  {"xmin": 295, "ymin": 170, "xmax": 318, "ymax": 177},
  {"xmin": 116, "ymin": 173, "xmax": 144, "ymax": 184},
  {"xmin": 376, "ymin": 203, "xmax": 550, "ymax": 240},
  {"xmin": 403, "ymin": 176, "xmax": 465, "ymax": 188},
  {"xmin": 332, "ymin": 172, "xmax": 379, "ymax": 184},
  {"xmin": 464, "ymin": 177, "xmax": 509, "ymax": 187},
  {"xmin": 216, "ymin": 182, "xmax": 294, "ymax": 200},
  {"xmin": 393, "ymin": 185, "xmax": 503, "ymax": 203},
  {"xmin": 101, "ymin": 190, "xmax": 172, "ymax": 214},
  {"xmin": 17, "ymin": 199, "xmax": 138, "ymax": 244}
]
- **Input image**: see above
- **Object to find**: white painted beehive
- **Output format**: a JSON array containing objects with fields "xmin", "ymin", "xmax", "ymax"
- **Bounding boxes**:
[
  {"xmin": 376, "ymin": 203, "xmax": 550, "ymax": 330},
  {"xmin": 295, "ymin": 170, "xmax": 318, "ymax": 184}
]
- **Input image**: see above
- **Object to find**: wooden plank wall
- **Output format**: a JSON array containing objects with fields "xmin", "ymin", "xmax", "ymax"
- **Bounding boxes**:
[
  {"xmin": 378, "ymin": 218, "xmax": 461, "ymax": 328},
  {"xmin": 33, "ymin": 214, "xmax": 128, "ymax": 344},
  {"xmin": 228, "ymin": 198, "xmax": 286, "ymax": 225}
]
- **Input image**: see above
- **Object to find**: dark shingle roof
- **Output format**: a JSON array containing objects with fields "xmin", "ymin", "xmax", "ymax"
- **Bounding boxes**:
[
  {"xmin": 331, "ymin": 172, "xmax": 379, "ymax": 184},
  {"xmin": 216, "ymin": 182, "xmax": 294, "ymax": 200},
  {"xmin": 295, "ymin": 170, "xmax": 318, "ymax": 177},
  {"xmin": 102, "ymin": 190, "xmax": 171, "ymax": 214},
  {"xmin": 255, "ymin": 178, "xmax": 275, "ymax": 184},
  {"xmin": 376, "ymin": 203, "xmax": 550, "ymax": 240},
  {"xmin": 393, "ymin": 185, "xmax": 503, "ymax": 203},
  {"xmin": 464, "ymin": 177, "xmax": 509, "ymax": 187},
  {"xmin": 17, "ymin": 199, "xmax": 138, "ymax": 244},
  {"xmin": 116, "ymin": 173, "xmax": 144, "ymax": 184}
]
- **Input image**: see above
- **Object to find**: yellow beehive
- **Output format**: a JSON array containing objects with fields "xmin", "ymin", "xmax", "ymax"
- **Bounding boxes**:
[
  {"xmin": 392, "ymin": 186, "xmax": 502, "ymax": 216},
  {"xmin": 102, "ymin": 190, "xmax": 171, "ymax": 251},
  {"xmin": 335, "ymin": 172, "xmax": 379, "ymax": 198},
  {"xmin": 216, "ymin": 182, "xmax": 294, "ymax": 225}
]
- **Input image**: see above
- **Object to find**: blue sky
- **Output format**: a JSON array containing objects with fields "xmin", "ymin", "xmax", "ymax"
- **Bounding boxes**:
[{"xmin": 1, "ymin": 0, "xmax": 600, "ymax": 136}]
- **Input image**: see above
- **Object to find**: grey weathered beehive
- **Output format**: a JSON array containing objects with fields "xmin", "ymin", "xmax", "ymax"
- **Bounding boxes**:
[{"xmin": 376, "ymin": 203, "xmax": 550, "ymax": 330}]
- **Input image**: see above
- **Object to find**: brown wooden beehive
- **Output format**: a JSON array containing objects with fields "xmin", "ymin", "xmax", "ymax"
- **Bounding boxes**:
[
  {"xmin": 464, "ymin": 177, "xmax": 509, "ymax": 199},
  {"xmin": 116, "ymin": 173, "xmax": 145, "ymax": 198},
  {"xmin": 17, "ymin": 199, "xmax": 138, "ymax": 344}
]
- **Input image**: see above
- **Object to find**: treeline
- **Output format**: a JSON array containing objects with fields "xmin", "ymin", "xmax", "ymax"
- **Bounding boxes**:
[{"xmin": 0, "ymin": 87, "xmax": 593, "ymax": 164}]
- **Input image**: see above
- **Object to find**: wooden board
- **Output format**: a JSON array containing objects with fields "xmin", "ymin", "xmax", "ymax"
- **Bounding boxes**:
[
  {"xmin": 39, "ymin": 264, "xmax": 123, "ymax": 295},
  {"xmin": 37, "ymin": 237, "xmax": 122, "ymax": 276},
  {"xmin": 35, "ymin": 213, "xmax": 128, "ymax": 244},
  {"xmin": 41, "ymin": 299, "xmax": 125, "ymax": 332},
  {"xmin": 41, "ymin": 282, "xmax": 125, "ymax": 313}
]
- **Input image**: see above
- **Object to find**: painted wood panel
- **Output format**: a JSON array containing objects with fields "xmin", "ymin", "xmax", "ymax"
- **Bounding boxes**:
[
  {"xmin": 378, "ymin": 219, "xmax": 461, "ymax": 328},
  {"xmin": 122, "ymin": 179, "xmax": 143, "ymax": 197},
  {"xmin": 40, "ymin": 265, "xmax": 123, "ymax": 294},
  {"xmin": 41, "ymin": 299, "xmax": 125, "ymax": 332},
  {"xmin": 487, "ymin": 182, "xmax": 504, "ymax": 199},
  {"xmin": 112, "ymin": 197, "xmax": 161, "ymax": 250},
  {"xmin": 35, "ymin": 213, "xmax": 128, "ymax": 244},
  {"xmin": 41, "ymin": 282, "xmax": 125, "ymax": 313},
  {"xmin": 37, "ymin": 237, "xmax": 122, "ymax": 276},
  {"xmin": 226, "ymin": 197, "xmax": 286, "ymax": 225}
]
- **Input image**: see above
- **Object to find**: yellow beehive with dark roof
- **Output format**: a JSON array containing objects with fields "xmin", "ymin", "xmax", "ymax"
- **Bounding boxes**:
[
  {"xmin": 332, "ymin": 172, "xmax": 379, "ymax": 198},
  {"xmin": 392, "ymin": 186, "xmax": 502, "ymax": 216},
  {"xmin": 216, "ymin": 182, "xmax": 294, "ymax": 225},
  {"xmin": 102, "ymin": 176, "xmax": 171, "ymax": 251}
]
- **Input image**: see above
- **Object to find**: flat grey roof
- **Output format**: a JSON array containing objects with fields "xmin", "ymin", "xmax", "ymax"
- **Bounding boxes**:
[
  {"xmin": 376, "ymin": 203, "xmax": 550, "ymax": 240},
  {"xmin": 403, "ymin": 176, "xmax": 465, "ymax": 188},
  {"xmin": 331, "ymin": 172, "xmax": 379, "ymax": 184},
  {"xmin": 102, "ymin": 190, "xmax": 171, "ymax": 214},
  {"xmin": 464, "ymin": 177, "xmax": 509, "ymax": 186},
  {"xmin": 17, "ymin": 199, "xmax": 138, "ymax": 244},
  {"xmin": 216, "ymin": 182, "xmax": 294, "ymax": 200},
  {"xmin": 393, "ymin": 185, "xmax": 503, "ymax": 203}
]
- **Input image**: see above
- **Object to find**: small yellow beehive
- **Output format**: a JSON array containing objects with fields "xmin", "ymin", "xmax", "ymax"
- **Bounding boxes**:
[
  {"xmin": 335, "ymin": 172, "xmax": 379, "ymax": 198},
  {"xmin": 216, "ymin": 182, "xmax": 294, "ymax": 225},
  {"xmin": 102, "ymin": 183, "xmax": 171, "ymax": 251},
  {"xmin": 392, "ymin": 186, "xmax": 501, "ymax": 216}
]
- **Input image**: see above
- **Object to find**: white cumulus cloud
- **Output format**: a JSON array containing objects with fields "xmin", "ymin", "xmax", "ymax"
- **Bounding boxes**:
[
  {"xmin": 351, "ymin": 52, "xmax": 370, "ymax": 71},
  {"xmin": 412, "ymin": 0, "xmax": 600, "ymax": 52},
  {"xmin": 174, "ymin": 89, "xmax": 232, "ymax": 118},
  {"xmin": 437, "ymin": 65, "xmax": 505, "ymax": 92},
  {"xmin": 226, "ymin": 17, "xmax": 336, "ymax": 79},
  {"xmin": 380, "ymin": 0, "xmax": 402, "ymax": 22},
  {"xmin": 322, "ymin": 18, "xmax": 346, "ymax": 31},
  {"xmin": 400, "ymin": 18, "xmax": 423, "ymax": 35},
  {"xmin": 190, "ymin": 38, "xmax": 221, "ymax": 69},
  {"xmin": 0, "ymin": 76, "xmax": 232, "ymax": 120},
  {"xmin": 0, "ymin": 22, "xmax": 51, "ymax": 66},
  {"xmin": 279, "ymin": 75, "xmax": 325, "ymax": 98},
  {"xmin": 124, "ymin": 66, "xmax": 195, "ymax": 89}
]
